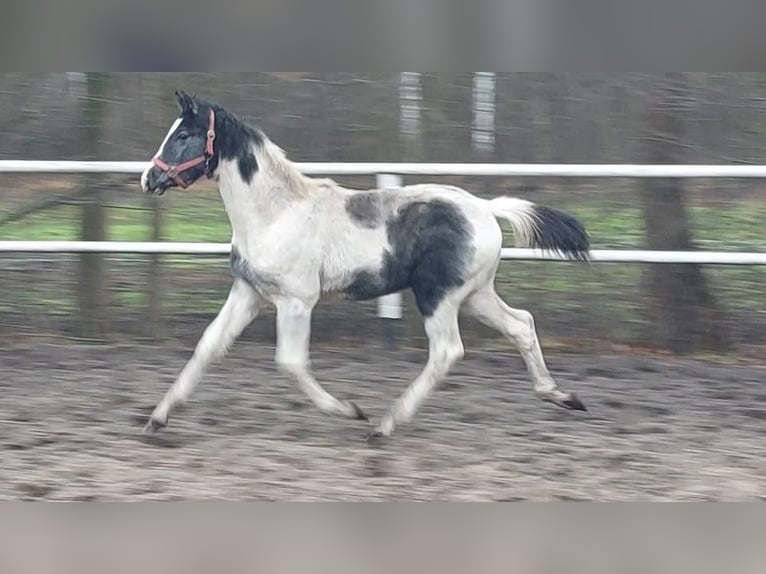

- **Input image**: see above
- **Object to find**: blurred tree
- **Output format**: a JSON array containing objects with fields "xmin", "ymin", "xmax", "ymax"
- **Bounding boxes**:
[
  {"xmin": 75, "ymin": 72, "xmax": 111, "ymax": 339},
  {"xmin": 639, "ymin": 73, "xmax": 728, "ymax": 352},
  {"xmin": 421, "ymin": 73, "xmax": 472, "ymax": 161},
  {"xmin": 3, "ymin": 73, "xmax": 764, "ymax": 350}
]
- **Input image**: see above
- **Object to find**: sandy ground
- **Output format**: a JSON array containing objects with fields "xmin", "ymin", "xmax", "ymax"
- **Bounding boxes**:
[{"xmin": 1, "ymin": 342, "xmax": 765, "ymax": 501}]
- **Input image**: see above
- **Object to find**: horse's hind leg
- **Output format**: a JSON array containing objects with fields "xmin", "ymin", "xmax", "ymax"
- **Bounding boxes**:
[
  {"xmin": 466, "ymin": 284, "xmax": 586, "ymax": 411},
  {"xmin": 371, "ymin": 293, "xmax": 465, "ymax": 439},
  {"xmin": 144, "ymin": 278, "xmax": 263, "ymax": 433},
  {"xmin": 274, "ymin": 296, "xmax": 368, "ymax": 421}
]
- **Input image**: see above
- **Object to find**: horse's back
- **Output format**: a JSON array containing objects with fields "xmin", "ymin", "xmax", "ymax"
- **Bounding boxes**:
[{"xmin": 340, "ymin": 184, "xmax": 501, "ymax": 315}]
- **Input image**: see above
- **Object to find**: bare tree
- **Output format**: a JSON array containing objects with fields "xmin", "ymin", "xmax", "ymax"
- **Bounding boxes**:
[
  {"xmin": 639, "ymin": 73, "xmax": 728, "ymax": 352},
  {"xmin": 75, "ymin": 73, "xmax": 111, "ymax": 339}
]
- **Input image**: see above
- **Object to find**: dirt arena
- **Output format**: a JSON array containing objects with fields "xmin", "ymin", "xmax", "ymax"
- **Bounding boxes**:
[{"xmin": 1, "ymin": 341, "xmax": 765, "ymax": 501}]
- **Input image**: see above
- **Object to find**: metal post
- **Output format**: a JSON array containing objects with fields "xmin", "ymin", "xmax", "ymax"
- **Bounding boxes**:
[
  {"xmin": 399, "ymin": 73, "xmax": 422, "ymax": 140},
  {"xmin": 471, "ymin": 72, "xmax": 496, "ymax": 154},
  {"xmin": 376, "ymin": 173, "xmax": 403, "ymax": 349}
]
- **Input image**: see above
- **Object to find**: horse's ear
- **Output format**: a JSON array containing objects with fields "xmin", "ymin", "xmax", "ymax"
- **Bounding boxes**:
[
  {"xmin": 174, "ymin": 90, "xmax": 187, "ymax": 110},
  {"xmin": 174, "ymin": 90, "xmax": 198, "ymax": 116}
]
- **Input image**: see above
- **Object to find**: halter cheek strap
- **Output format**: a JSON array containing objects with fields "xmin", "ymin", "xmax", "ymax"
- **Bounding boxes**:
[{"xmin": 151, "ymin": 110, "xmax": 216, "ymax": 189}]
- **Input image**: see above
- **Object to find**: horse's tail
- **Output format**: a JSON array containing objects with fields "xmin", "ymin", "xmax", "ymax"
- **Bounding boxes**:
[{"xmin": 485, "ymin": 197, "xmax": 590, "ymax": 261}]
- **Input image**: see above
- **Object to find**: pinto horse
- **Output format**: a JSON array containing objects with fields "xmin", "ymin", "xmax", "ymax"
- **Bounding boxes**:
[{"xmin": 141, "ymin": 91, "xmax": 590, "ymax": 440}]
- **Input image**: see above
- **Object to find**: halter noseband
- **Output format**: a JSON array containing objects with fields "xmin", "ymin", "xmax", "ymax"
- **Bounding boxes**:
[{"xmin": 152, "ymin": 110, "xmax": 216, "ymax": 189}]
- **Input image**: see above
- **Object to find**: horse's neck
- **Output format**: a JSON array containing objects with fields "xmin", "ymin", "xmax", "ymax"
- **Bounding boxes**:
[{"xmin": 216, "ymin": 159, "xmax": 294, "ymax": 242}]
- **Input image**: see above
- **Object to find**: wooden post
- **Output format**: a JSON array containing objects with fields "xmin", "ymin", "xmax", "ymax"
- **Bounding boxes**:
[
  {"xmin": 75, "ymin": 73, "xmax": 110, "ymax": 340},
  {"xmin": 146, "ymin": 194, "xmax": 165, "ymax": 340},
  {"xmin": 142, "ymin": 74, "xmax": 167, "ymax": 341}
]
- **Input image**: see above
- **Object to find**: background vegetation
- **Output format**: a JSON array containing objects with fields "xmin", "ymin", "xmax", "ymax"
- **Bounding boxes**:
[{"xmin": 1, "ymin": 73, "xmax": 764, "ymax": 356}]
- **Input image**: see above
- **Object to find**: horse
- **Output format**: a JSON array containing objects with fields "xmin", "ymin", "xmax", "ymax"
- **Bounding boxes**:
[{"xmin": 140, "ymin": 90, "xmax": 590, "ymax": 440}]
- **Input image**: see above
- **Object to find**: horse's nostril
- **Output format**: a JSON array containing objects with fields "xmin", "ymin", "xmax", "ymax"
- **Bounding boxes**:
[{"xmin": 147, "ymin": 168, "xmax": 164, "ymax": 186}]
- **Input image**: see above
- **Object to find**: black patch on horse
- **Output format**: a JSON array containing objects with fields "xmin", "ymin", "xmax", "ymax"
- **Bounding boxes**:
[
  {"xmin": 171, "ymin": 94, "xmax": 263, "ymax": 186},
  {"xmin": 204, "ymin": 103, "xmax": 262, "ymax": 185},
  {"xmin": 235, "ymin": 149, "xmax": 258, "ymax": 184},
  {"xmin": 345, "ymin": 193, "xmax": 382, "ymax": 228},
  {"xmin": 344, "ymin": 200, "xmax": 473, "ymax": 317}
]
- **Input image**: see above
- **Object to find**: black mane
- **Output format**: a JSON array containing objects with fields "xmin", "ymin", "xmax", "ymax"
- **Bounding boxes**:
[{"xmin": 191, "ymin": 97, "xmax": 264, "ymax": 184}]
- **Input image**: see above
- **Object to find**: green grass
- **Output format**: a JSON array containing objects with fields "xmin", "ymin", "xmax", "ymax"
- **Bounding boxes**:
[
  {"xmin": 0, "ymin": 199, "xmax": 232, "ymax": 243},
  {"xmin": 1, "ymin": 194, "xmax": 765, "ymax": 347},
  {"xmin": 5, "ymin": 195, "xmax": 765, "ymax": 250}
]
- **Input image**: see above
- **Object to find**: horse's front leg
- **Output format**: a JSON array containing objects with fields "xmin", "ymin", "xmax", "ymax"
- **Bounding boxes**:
[
  {"xmin": 144, "ymin": 278, "xmax": 263, "ymax": 433},
  {"xmin": 275, "ymin": 296, "xmax": 368, "ymax": 421}
]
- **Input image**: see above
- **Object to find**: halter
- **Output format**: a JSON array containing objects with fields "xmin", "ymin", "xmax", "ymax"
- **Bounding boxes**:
[{"xmin": 152, "ymin": 110, "xmax": 216, "ymax": 189}]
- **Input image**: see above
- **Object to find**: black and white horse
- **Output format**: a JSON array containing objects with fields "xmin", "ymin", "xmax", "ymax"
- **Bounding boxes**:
[{"xmin": 140, "ymin": 91, "xmax": 590, "ymax": 439}]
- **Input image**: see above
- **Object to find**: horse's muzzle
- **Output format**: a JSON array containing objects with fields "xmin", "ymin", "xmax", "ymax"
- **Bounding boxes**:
[{"xmin": 141, "ymin": 165, "xmax": 174, "ymax": 195}]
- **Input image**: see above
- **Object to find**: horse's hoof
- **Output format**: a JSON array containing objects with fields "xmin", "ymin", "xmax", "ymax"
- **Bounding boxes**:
[
  {"xmin": 143, "ymin": 417, "xmax": 167, "ymax": 434},
  {"xmin": 559, "ymin": 393, "xmax": 587, "ymax": 412},
  {"xmin": 365, "ymin": 430, "xmax": 387, "ymax": 445},
  {"xmin": 344, "ymin": 401, "xmax": 369, "ymax": 422},
  {"xmin": 538, "ymin": 389, "xmax": 588, "ymax": 412}
]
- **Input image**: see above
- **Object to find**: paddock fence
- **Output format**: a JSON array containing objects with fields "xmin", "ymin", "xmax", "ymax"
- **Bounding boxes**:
[{"xmin": 1, "ymin": 161, "xmax": 764, "ymax": 349}]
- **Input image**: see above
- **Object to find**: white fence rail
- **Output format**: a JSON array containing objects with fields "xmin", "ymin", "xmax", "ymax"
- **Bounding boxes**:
[
  {"xmin": 2, "ymin": 242, "xmax": 765, "ymax": 265},
  {"xmin": 1, "ymin": 160, "xmax": 764, "ymax": 265},
  {"xmin": 6, "ymin": 160, "xmax": 766, "ymax": 178},
  {"xmin": 2, "ymin": 161, "xmax": 765, "ymax": 320}
]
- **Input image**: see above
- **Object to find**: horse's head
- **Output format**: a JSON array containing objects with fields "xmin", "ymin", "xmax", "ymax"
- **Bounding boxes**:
[{"xmin": 141, "ymin": 91, "xmax": 217, "ymax": 195}]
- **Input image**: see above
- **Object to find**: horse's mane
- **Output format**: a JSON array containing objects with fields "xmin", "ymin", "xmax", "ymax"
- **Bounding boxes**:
[
  {"xmin": 257, "ymin": 138, "xmax": 315, "ymax": 197},
  {"xmin": 206, "ymin": 98, "xmax": 317, "ymax": 198},
  {"xmin": 258, "ymin": 137, "xmax": 341, "ymax": 197}
]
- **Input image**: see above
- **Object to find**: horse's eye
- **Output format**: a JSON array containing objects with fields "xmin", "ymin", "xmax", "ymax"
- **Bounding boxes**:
[{"xmin": 177, "ymin": 131, "xmax": 190, "ymax": 141}]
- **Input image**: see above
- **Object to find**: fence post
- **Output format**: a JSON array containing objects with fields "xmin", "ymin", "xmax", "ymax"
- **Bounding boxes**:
[
  {"xmin": 146, "ymin": 194, "xmax": 165, "ymax": 340},
  {"xmin": 76, "ymin": 178, "xmax": 108, "ymax": 339},
  {"xmin": 376, "ymin": 173, "xmax": 403, "ymax": 349},
  {"xmin": 75, "ymin": 73, "xmax": 110, "ymax": 340}
]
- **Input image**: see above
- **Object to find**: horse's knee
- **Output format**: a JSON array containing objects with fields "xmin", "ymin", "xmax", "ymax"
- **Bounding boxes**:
[{"xmin": 193, "ymin": 334, "xmax": 228, "ymax": 364}]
